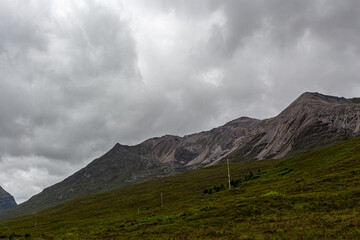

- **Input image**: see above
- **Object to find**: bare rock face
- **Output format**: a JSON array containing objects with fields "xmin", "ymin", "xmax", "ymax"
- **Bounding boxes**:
[
  {"xmin": 0, "ymin": 186, "xmax": 16, "ymax": 211},
  {"xmin": 252, "ymin": 92, "xmax": 360, "ymax": 159},
  {"xmin": 2, "ymin": 92, "xmax": 359, "ymax": 220}
]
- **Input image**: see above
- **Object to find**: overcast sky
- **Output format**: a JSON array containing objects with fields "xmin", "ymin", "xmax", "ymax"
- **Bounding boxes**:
[{"xmin": 1, "ymin": 0, "xmax": 360, "ymax": 203}]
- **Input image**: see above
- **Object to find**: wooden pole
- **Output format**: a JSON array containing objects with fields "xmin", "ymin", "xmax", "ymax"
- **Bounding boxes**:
[
  {"xmin": 161, "ymin": 193, "xmax": 163, "ymax": 207},
  {"xmin": 227, "ymin": 159, "xmax": 231, "ymax": 189}
]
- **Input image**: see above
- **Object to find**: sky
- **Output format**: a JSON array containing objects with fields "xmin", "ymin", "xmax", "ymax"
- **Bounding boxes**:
[{"xmin": 0, "ymin": 0, "xmax": 360, "ymax": 203}]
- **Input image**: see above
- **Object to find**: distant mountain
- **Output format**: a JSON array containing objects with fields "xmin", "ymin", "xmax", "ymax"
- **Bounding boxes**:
[
  {"xmin": 1, "ymin": 92, "xmax": 359, "ymax": 220},
  {"xmin": 0, "ymin": 186, "xmax": 16, "ymax": 211}
]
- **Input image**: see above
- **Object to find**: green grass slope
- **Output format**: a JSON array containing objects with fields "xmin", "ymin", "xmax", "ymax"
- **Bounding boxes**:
[{"xmin": 1, "ymin": 137, "xmax": 360, "ymax": 239}]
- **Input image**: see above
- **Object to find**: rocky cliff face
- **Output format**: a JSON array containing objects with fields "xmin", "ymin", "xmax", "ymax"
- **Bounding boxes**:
[
  {"xmin": 0, "ymin": 186, "xmax": 17, "ymax": 211},
  {"xmin": 1, "ymin": 92, "xmax": 359, "ymax": 220}
]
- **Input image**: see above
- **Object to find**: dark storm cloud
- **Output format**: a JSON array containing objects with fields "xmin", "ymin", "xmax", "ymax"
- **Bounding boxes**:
[
  {"xmin": 158, "ymin": 0, "xmax": 360, "ymax": 109},
  {"xmin": 1, "ymin": 0, "xmax": 360, "ymax": 203}
]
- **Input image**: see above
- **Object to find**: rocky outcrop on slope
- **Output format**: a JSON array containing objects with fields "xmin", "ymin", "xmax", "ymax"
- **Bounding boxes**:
[
  {"xmin": 0, "ymin": 186, "xmax": 16, "ymax": 211},
  {"xmin": 1, "ymin": 92, "xmax": 359, "ymax": 220},
  {"xmin": 133, "ymin": 116, "xmax": 262, "ymax": 167}
]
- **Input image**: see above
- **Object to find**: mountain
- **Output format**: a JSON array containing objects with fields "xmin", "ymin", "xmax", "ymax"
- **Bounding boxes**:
[
  {"xmin": 127, "ymin": 92, "xmax": 360, "ymax": 165},
  {"xmin": 1, "ymin": 92, "xmax": 359, "ymax": 220},
  {"xmin": 0, "ymin": 186, "xmax": 16, "ymax": 211}
]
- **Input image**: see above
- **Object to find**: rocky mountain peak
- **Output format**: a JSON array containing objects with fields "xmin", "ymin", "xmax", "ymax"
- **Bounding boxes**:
[
  {"xmin": 276, "ymin": 92, "xmax": 354, "ymax": 119},
  {"xmin": 0, "ymin": 186, "xmax": 17, "ymax": 211},
  {"xmin": 293, "ymin": 92, "xmax": 349, "ymax": 105},
  {"xmin": 1, "ymin": 92, "xmax": 359, "ymax": 220}
]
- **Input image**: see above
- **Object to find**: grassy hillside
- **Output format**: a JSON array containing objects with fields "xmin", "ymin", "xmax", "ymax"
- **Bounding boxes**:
[{"xmin": 1, "ymin": 137, "xmax": 360, "ymax": 239}]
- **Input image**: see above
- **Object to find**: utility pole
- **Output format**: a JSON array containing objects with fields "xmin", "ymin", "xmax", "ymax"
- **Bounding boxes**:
[
  {"xmin": 227, "ymin": 159, "xmax": 231, "ymax": 189},
  {"xmin": 161, "ymin": 193, "xmax": 163, "ymax": 207}
]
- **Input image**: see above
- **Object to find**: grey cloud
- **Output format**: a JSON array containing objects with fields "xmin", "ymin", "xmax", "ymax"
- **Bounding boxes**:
[
  {"xmin": 0, "ymin": 1, "xmax": 50, "ymax": 53},
  {"xmin": 165, "ymin": 0, "xmax": 360, "ymax": 97},
  {"xmin": 222, "ymin": 0, "xmax": 360, "ymax": 54}
]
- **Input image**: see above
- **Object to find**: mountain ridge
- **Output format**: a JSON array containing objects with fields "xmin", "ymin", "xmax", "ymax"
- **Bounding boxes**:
[{"xmin": 1, "ymin": 91, "xmax": 359, "ymax": 220}]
